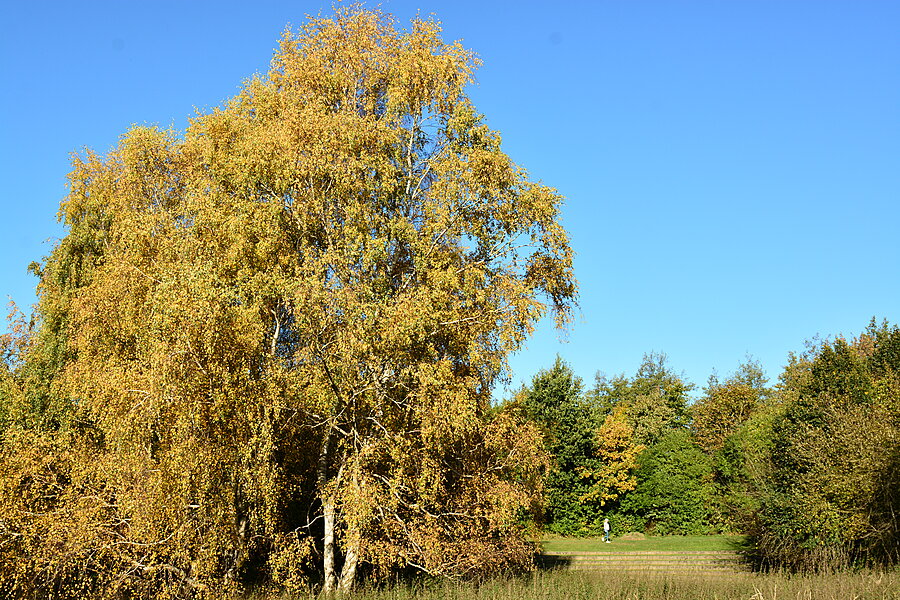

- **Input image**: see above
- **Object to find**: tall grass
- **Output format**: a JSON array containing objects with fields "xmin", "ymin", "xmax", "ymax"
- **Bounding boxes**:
[
  {"xmin": 252, "ymin": 569, "xmax": 899, "ymax": 600},
  {"xmin": 751, "ymin": 529, "xmax": 900, "ymax": 574}
]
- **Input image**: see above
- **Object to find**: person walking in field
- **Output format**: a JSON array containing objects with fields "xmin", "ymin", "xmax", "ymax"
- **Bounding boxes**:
[{"xmin": 603, "ymin": 518, "xmax": 611, "ymax": 543}]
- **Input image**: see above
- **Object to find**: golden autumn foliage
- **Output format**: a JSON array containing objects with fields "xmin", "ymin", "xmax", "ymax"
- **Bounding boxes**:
[
  {"xmin": 578, "ymin": 405, "xmax": 643, "ymax": 506},
  {"xmin": 0, "ymin": 6, "xmax": 575, "ymax": 599}
]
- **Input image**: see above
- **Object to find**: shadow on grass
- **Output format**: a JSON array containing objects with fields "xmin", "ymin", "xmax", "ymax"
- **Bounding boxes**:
[
  {"xmin": 724, "ymin": 535, "xmax": 760, "ymax": 573},
  {"xmin": 533, "ymin": 554, "xmax": 573, "ymax": 571}
]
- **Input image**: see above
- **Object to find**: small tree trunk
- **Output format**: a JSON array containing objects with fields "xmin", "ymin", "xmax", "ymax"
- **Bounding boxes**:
[
  {"xmin": 322, "ymin": 495, "xmax": 338, "ymax": 592},
  {"xmin": 318, "ymin": 424, "xmax": 339, "ymax": 593},
  {"xmin": 337, "ymin": 535, "xmax": 359, "ymax": 592},
  {"xmin": 337, "ymin": 465, "xmax": 363, "ymax": 592}
]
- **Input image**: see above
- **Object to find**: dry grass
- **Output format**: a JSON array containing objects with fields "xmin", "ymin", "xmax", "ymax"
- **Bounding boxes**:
[{"xmin": 249, "ymin": 569, "xmax": 899, "ymax": 600}]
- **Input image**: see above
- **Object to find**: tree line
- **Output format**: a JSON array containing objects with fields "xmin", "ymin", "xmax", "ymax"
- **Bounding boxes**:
[{"xmin": 509, "ymin": 321, "xmax": 899, "ymax": 572}]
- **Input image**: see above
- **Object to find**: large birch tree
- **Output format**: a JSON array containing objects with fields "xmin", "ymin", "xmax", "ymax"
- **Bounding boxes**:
[{"xmin": 0, "ymin": 6, "xmax": 575, "ymax": 598}]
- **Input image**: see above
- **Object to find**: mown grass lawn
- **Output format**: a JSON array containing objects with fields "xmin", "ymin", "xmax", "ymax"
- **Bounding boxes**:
[{"xmin": 540, "ymin": 534, "xmax": 749, "ymax": 553}]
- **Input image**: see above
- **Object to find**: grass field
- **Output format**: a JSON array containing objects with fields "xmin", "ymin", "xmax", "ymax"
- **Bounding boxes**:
[
  {"xmin": 540, "ymin": 534, "xmax": 749, "ymax": 553},
  {"xmin": 250, "ymin": 537, "xmax": 898, "ymax": 599},
  {"xmin": 269, "ymin": 570, "xmax": 899, "ymax": 600}
]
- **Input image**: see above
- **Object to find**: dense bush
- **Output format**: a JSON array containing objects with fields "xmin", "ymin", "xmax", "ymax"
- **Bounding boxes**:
[
  {"xmin": 753, "ymin": 321, "xmax": 900, "ymax": 571},
  {"xmin": 707, "ymin": 406, "xmax": 780, "ymax": 533}
]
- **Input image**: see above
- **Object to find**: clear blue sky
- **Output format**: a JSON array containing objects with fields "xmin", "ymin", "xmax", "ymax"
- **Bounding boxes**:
[{"xmin": 1, "ymin": 1, "xmax": 898, "ymax": 397}]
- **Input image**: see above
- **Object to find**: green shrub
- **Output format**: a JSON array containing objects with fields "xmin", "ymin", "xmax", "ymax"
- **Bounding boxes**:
[
  {"xmin": 753, "ymin": 320, "xmax": 900, "ymax": 571},
  {"xmin": 619, "ymin": 430, "xmax": 715, "ymax": 535}
]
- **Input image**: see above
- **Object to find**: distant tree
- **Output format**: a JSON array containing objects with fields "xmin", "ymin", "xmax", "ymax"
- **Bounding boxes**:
[
  {"xmin": 708, "ymin": 403, "xmax": 781, "ymax": 532},
  {"xmin": 517, "ymin": 357, "xmax": 592, "ymax": 470},
  {"xmin": 513, "ymin": 357, "xmax": 602, "ymax": 535},
  {"xmin": 690, "ymin": 360, "xmax": 773, "ymax": 531},
  {"xmin": 578, "ymin": 405, "xmax": 644, "ymax": 507},
  {"xmin": 591, "ymin": 353, "xmax": 693, "ymax": 448},
  {"xmin": 583, "ymin": 354, "xmax": 697, "ymax": 533},
  {"xmin": 693, "ymin": 359, "xmax": 770, "ymax": 453},
  {"xmin": 618, "ymin": 430, "xmax": 715, "ymax": 535},
  {"xmin": 584, "ymin": 372, "xmax": 626, "ymax": 418}
]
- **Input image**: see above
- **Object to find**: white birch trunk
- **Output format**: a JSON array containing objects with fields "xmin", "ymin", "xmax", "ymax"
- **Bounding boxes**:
[
  {"xmin": 318, "ymin": 425, "xmax": 339, "ymax": 593},
  {"xmin": 337, "ymin": 535, "xmax": 359, "ymax": 592},
  {"xmin": 322, "ymin": 495, "xmax": 338, "ymax": 592}
]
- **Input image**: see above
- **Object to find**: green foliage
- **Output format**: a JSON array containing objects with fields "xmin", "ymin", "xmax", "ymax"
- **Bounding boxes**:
[
  {"xmin": 708, "ymin": 404, "xmax": 781, "ymax": 532},
  {"xmin": 515, "ymin": 353, "xmax": 698, "ymax": 537},
  {"xmin": 513, "ymin": 357, "xmax": 603, "ymax": 536},
  {"xmin": 691, "ymin": 360, "xmax": 775, "ymax": 533},
  {"xmin": 542, "ymin": 469, "xmax": 604, "ymax": 536},
  {"xmin": 692, "ymin": 359, "xmax": 770, "ymax": 453},
  {"xmin": 516, "ymin": 325, "xmax": 898, "ymax": 574},
  {"xmin": 516, "ymin": 357, "xmax": 593, "ymax": 471},
  {"xmin": 582, "ymin": 355, "xmax": 702, "ymax": 535},
  {"xmin": 619, "ymin": 430, "xmax": 715, "ymax": 535},
  {"xmin": 591, "ymin": 353, "xmax": 694, "ymax": 448},
  {"xmin": 754, "ymin": 320, "xmax": 900, "ymax": 571}
]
